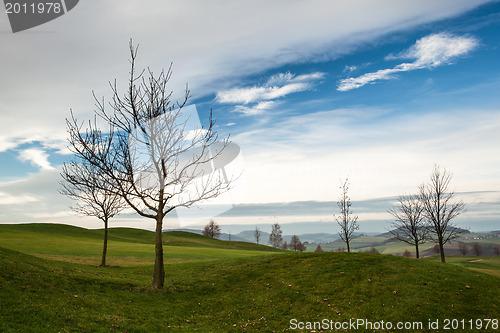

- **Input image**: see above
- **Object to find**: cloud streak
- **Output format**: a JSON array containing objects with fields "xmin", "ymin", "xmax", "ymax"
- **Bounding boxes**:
[
  {"xmin": 338, "ymin": 33, "xmax": 478, "ymax": 91},
  {"xmin": 217, "ymin": 72, "xmax": 324, "ymax": 115},
  {"xmin": 17, "ymin": 148, "xmax": 54, "ymax": 170}
]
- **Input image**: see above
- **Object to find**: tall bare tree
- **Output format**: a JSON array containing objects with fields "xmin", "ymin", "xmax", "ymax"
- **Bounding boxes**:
[
  {"xmin": 66, "ymin": 41, "xmax": 232, "ymax": 289},
  {"xmin": 388, "ymin": 194, "xmax": 428, "ymax": 258},
  {"xmin": 334, "ymin": 178, "xmax": 358, "ymax": 252},
  {"xmin": 254, "ymin": 226, "xmax": 261, "ymax": 244},
  {"xmin": 202, "ymin": 220, "xmax": 221, "ymax": 239},
  {"xmin": 419, "ymin": 165, "xmax": 465, "ymax": 263},
  {"xmin": 60, "ymin": 119, "xmax": 124, "ymax": 267},
  {"xmin": 268, "ymin": 223, "xmax": 283, "ymax": 248}
]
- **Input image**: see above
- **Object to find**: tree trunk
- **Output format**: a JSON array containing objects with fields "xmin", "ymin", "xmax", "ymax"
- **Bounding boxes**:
[
  {"xmin": 439, "ymin": 238, "xmax": 446, "ymax": 263},
  {"xmin": 152, "ymin": 212, "xmax": 165, "ymax": 289},
  {"xmin": 346, "ymin": 239, "xmax": 350, "ymax": 252},
  {"xmin": 100, "ymin": 217, "xmax": 108, "ymax": 267},
  {"xmin": 415, "ymin": 244, "xmax": 420, "ymax": 259}
]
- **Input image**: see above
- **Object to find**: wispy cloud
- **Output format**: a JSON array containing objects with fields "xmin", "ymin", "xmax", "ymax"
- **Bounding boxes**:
[
  {"xmin": 17, "ymin": 148, "xmax": 54, "ymax": 170},
  {"xmin": 217, "ymin": 72, "xmax": 324, "ymax": 115},
  {"xmin": 338, "ymin": 33, "xmax": 478, "ymax": 91}
]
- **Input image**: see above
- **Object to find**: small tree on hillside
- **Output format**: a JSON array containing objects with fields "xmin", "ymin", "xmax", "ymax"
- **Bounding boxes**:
[
  {"xmin": 315, "ymin": 244, "xmax": 324, "ymax": 252},
  {"xmin": 281, "ymin": 241, "xmax": 288, "ymax": 250},
  {"xmin": 472, "ymin": 243, "xmax": 482, "ymax": 256},
  {"xmin": 402, "ymin": 249, "xmax": 412, "ymax": 257},
  {"xmin": 203, "ymin": 220, "xmax": 221, "ymax": 239},
  {"xmin": 268, "ymin": 223, "xmax": 283, "ymax": 248},
  {"xmin": 60, "ymin": 125, "xmax": 124, "ymax": 267},
  {"xmin": 388, "ymin": 194, "xmax": 428, "ymax": 258},
  {"xmin": 334, "ymin": 178, "xmax": 359, "ymax": 252},
  {"xmin": 297, "ymin": 242, "xmax": 306, "ymax": 252},
  {"xmin": 290, "ymin": 235, "xmax": 301, "ymax": 251},
  {"xmin": 458, "ymin": 242, "xmax": 468, "ymax": 256},
  {"xmin": 254, "ymin": 226, "xmax": 261, "ymax": 244},
  {"xmin": 419, "ymin": 165, "xmax": 466, "ymax": 263}
]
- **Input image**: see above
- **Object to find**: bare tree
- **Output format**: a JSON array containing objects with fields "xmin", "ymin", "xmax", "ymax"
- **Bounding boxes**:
[
  {"xmin": 289, "ymin": 235, "xmax": 302, "ymax": 251},
  {"xmin": 432, "ymin": 244, "xmax": 441, "ymax": 255},
  {"xmin": 419, "ymin": 165, "xmax": 466, "ymax": 263},
  {"xmin": 402, "ymin": 249, "xmax": 412, "ymax": 257},
  {"xmin": 388, "ymin": 194, "xmax": 428, "ymax": 258},
  {"xmin": 202, "ymin": 220, "xmax": 221, "ymax": 239},
  {"xmin": 297, "ymin": 242, "xmax": 306, "ymax": 252},
  {"xmin": 472, "ymin": 243, "xmax": 482, "ymax": 256},
  {"xmin": 458, "ymin": 242, "xmax": 468, "ymax": 256},
  {"xmin": 281, "ymin": 241, "xmax": 288, "ymax": 250},
  {"xmin": 268, "ymin": 223, "xmax": 283, "ymax": 248},
  {"xmin": 254, "ymin": 226, "xmax": 261, "ymax": 244},
  {"xmin": 334, "ymin": 178, "xmax": 359, "ymax": 252},
  {"xmin": 60, "ymin": 121, "xmax": 124, "ymax": 267},
  {"xmin": 66, "ymin": 41, "xmax": 232, "ymax": 289},
  {"xmin": 315, "ymin": 244, "xmax": 324, "ymax": 252}
]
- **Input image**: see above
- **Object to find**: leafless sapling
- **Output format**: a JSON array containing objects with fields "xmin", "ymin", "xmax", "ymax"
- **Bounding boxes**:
[
  {"xmin": 334, "ymin": 178, "xmax": 359, "ymax": 252},
  {"xmin": 60, "ymin": 119, "xmax": 124, "ymax": 267},
  {"xmin": 254, "ymin": 226, "xmax": 261, "ymax": 244},
  {"xmin": 419, "ymin": 165, "xmax": 465, "ymax": 263},
  {"xmin": 388, "ymin": 194, "xmax": 429, "ymax": 258}
]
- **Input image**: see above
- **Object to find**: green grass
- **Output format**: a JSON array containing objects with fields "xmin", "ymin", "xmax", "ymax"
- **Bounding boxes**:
[
  {"xmin": 1, "ymin": 223, "xmax": 499, "ymax": 332},
  {"xmin": 425, "ymin": 256, "xmax": 500, "ymax": 277},
  {"xmin": 0, "ymin": 223, "xmax": 280, "ymax": 266}
]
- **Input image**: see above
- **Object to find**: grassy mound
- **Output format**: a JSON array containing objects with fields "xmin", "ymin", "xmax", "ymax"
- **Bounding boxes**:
[{"xmin": 1, "ymin": 245, "xmax": 499, "ymax": 332}]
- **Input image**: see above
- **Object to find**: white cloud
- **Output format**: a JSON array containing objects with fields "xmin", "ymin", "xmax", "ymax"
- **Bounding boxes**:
[
  {"xmin": 233, "ymin": 101, "xmax": 276, "ymax": 116},
  {"xmin": 17, "ymin": 148, "xmax": 55, "ymax": 170},
  {"xmin": 217, "ymin": 72, "xmax": 324, "ymax": 105},
  {"xmin": 338, "ymin": 33, "xmax": 478, "ymax": 91}
]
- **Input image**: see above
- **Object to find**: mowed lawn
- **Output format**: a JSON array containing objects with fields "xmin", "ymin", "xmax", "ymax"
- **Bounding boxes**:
[{"xmin": 1, "ymin": 223, "xmax": 499, "ymax": 332}]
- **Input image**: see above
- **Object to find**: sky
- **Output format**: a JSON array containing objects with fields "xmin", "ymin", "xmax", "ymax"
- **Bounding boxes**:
[{"xmin": 1, "ymin": 0, "xmax": 499, "ymax": 234}]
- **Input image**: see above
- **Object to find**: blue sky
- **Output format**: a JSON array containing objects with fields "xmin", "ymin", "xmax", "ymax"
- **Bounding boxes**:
[{"xmin": 0, "ymin": 0, "xmax": 499, "ymax": 233}]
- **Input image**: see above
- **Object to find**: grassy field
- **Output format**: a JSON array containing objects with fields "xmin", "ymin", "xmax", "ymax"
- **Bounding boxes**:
[{"xmin": 1, "ymin": 223, "xmax": 499, "ymax": 332}]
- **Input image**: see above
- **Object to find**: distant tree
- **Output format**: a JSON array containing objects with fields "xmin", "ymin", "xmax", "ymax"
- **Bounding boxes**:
[
  {"xmin": 281, "ymin": 241, "xmax": 288, "ymax": 250},
  {"xmin": 268, "ymin": 223, "xmax": 283, "ymax": 248},
  {"xmin": 334, "ymin": 178, "xmax": 359, "ymax": 252},
  {"xmin": 419, "ymin": 165, "xmax": 466, "ymax": 263},
  {"xmin": 297, "ymin": 242, "xmax": 306, "ymax": 252},
  {"xmin": 315, "ymin": 244, "xmax": 324, "ymax": 252},
  {"xmin": 203, "ymin": 220, "xmax": 221, "ymax": 239},
  {"xmin": 337, "ymin": 247, "xmax": 346, "ymax": 252},
  {"xmin": 388, "ymin": 194, "xmax": 429, "ymax": 258},
  {"xmin": 290, "ymin": 235, "xmax": 301, "ymax": 251},
  {"xmin": 494, "ymin": 246, "xmax": 500, "ymax": 256},
  {"xmin": 458, "ymin": 242, "xmax": 468, "ymax": 256},
  {"xmin": 60, "ymin": 135, "xmax": 124, "ymax": 267},
  {"xmin": 254, "ymin": 227, "xmax": 261, "ymax": 244},
  {"xmin": 432, "ymin": 244, "xmax": 441, "ymax": 255},
  {"xmin": 403, "ymin": 249, "xmax": 412, "ymax": 257},
  {"xmin": 472, "ymin": 243, "xmax": 482, "ymax": 256}
]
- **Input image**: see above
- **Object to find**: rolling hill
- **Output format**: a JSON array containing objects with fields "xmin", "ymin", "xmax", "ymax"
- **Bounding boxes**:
[{"xmin": 0, "ymin": 223, "xmax": 499, "ymax": 332}]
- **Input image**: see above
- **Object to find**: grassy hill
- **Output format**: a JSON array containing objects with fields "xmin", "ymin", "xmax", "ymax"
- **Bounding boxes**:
[{"xmin": 1, "ymin": 223, "xmax": 499, "ymax": 332}]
